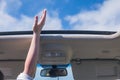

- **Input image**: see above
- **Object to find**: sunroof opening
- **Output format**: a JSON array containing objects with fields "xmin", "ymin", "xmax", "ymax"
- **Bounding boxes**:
[{"xmin": 0, "ymin": 0, "xmax": 120, "ymax": 32}]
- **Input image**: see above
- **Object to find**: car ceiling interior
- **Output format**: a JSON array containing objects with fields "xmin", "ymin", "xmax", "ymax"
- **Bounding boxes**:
[{"xmin": 0, "ymin": 31, "xmax": 120, "ymax": 79}]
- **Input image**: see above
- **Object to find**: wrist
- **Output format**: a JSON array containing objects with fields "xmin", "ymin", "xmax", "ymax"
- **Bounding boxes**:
[{"xmin": 33, "ymin": 32, "xmax": 40, "ymax": 36}]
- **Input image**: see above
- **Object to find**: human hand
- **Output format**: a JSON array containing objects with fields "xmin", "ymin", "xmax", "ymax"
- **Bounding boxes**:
[{"xmin": 33, "ymin": 9, "xmax": 47, "ymax": 34}]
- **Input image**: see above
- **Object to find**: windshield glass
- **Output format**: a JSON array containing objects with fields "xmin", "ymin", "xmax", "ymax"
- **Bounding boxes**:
[{"xmin": 0, "ymin": 0, "xmax": 120, "ymax": 32}]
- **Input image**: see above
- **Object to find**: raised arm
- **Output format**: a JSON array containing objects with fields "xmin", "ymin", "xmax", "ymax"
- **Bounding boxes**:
[{"xmin": 23, "ymin": 9, "xmax": 47, "ymax": 77}]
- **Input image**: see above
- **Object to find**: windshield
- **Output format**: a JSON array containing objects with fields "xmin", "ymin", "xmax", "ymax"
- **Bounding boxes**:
[{"xmin": 0, "ymin": 0, "xmax": 120, "ymax": 32}]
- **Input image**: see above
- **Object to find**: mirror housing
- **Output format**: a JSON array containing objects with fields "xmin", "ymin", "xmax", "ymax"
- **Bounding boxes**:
[{"xmin": 40, "ymin": 68, "xmax": 67, "ymax": 77}]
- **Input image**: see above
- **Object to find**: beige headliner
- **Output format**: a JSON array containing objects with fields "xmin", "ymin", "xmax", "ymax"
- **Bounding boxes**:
[{"xmin": 0, "ymin": 31, "xmax": 120, "ymax": 65}]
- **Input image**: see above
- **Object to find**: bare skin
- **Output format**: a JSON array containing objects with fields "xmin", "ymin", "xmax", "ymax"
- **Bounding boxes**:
[{"xmin": 23, "ymin": 9, "xmax": 47, "ymax": 77}]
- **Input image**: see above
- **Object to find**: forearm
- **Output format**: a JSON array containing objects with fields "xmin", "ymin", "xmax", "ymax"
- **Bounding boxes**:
[
  {"xmin": 23, "ymin": 33, "xmax": 40, "ymax": 77},
  {"xmin": 22, "ymin": 9, "xmax": 46, "ymax": 78}
]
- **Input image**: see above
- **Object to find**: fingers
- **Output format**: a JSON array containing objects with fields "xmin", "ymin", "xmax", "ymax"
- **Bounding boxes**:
[
  {"xmin": 33, "ymin": 16, "xmax": 38, "ymax": 27},
  {"xmin": 38, "ymin": 9, "xmax": 47, "ymax": 27},
  {"xmin": 33, "ymin": 9, "xmax": 47, "ymax": 33}
]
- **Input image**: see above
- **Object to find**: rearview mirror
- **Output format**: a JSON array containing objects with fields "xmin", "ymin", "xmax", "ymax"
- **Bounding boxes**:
[{"xmin": 40, "ymin": 68, "xmax": 67, "ymax": 77}]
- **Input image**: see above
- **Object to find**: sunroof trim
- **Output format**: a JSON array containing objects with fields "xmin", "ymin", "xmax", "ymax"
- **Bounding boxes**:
[{"xmin": 0, "ymin": 30, "xmax": 116, "ymax": 36}]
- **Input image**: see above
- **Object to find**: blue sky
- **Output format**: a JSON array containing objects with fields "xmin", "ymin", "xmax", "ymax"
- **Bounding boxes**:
[{"xmin": 0, "ymin": 0, "xmax": 120, "ymax": 31}]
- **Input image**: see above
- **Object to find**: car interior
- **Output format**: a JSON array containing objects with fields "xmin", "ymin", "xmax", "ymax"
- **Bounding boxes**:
[{"xmin": 0, "ymin": 31, "xmax": 120, "ymax": 80}]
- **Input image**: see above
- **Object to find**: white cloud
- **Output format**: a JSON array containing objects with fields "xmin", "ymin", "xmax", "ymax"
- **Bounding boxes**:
[
  {"xmin": 43, "ymin": 11, "xmax": 63, "ymax": 30},
  {"xmin": 0, "ymin": 0, "xmax": 33, "ymax": 31},
  {"xmin": 65, "ymin": 0, "xmax": 120, "ymax": 31},
  {"xmin": 0, "ymin": 0, "xmax": 63, "ymax": 32}
]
